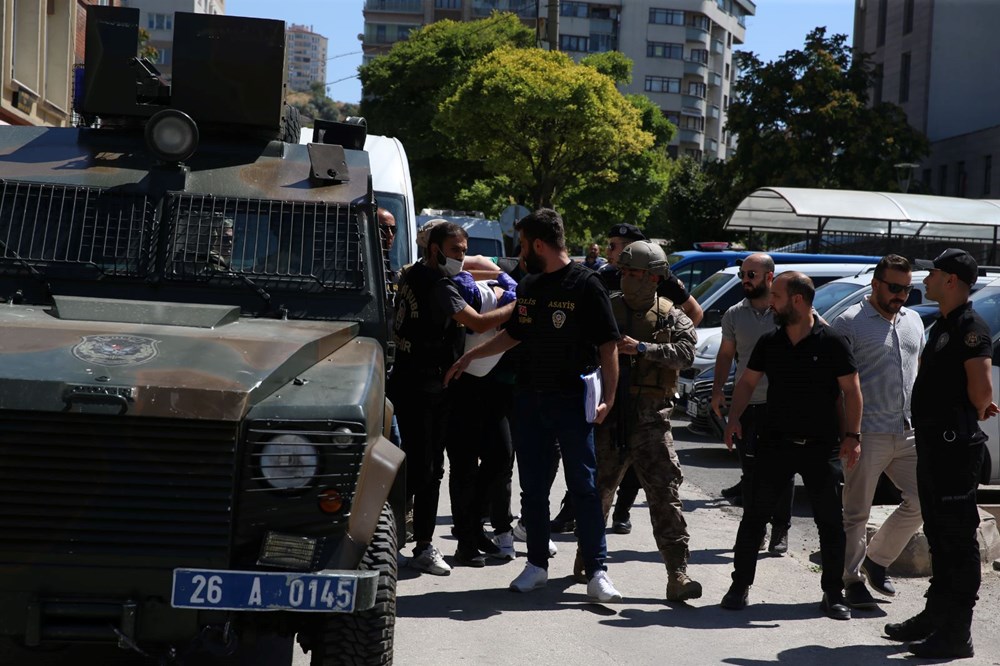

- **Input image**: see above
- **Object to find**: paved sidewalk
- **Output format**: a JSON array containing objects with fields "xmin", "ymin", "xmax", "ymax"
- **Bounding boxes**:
[{"xmin": 394, "ymin": 471, "xmax": 1000, "ymax": 665}]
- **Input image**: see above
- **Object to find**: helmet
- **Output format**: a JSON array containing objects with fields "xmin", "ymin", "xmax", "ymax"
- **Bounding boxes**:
[{"xmin": 617, "ymin": 241, "xmax": 668, "ymax": 277}]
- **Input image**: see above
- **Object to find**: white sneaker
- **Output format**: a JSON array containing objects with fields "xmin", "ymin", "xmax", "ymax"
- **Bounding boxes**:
[
  {"xmin": 492, "ymin": 530, "xmax": 516, "ymax": 560},
  {"xmin": 410, "ymin": 544, "xmax": 451, "ymax": 576},
  {"xmin": 511, "ymin": 519, "xmax": 557, "ymax": 557},
  {"xmin": 587, "ymin": 570, "xmax": 623, "ymax": 602},
  {"xmin": 509, "ymin": 563, "xmax": 548, "ymax": 592}
]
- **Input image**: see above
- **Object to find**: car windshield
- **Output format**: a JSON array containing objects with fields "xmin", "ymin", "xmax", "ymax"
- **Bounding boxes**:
[
  {"xmin": 970, "ymin": 284, "xmax": 1000, "ymax": 338},
  {"xmin": 690, "ymin": 272, "xmax": 734, "ymax": 303},
  {"xmin": 814, "ymin": 282, "xmax": 866, "ymax": 318}
]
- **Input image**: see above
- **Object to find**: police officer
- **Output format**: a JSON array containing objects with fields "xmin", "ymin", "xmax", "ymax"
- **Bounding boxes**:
[
  {"xmin": 389, "ymin": 221, "xmax": 514, "ymax": 576},
  {"xmin": 885, "ymin": 249, "xmax": 998, "ymax": 659},
  {"xmin": 593, "ymin": 240, "xmax": 703, "ymax": 602},
  {"xmin": 446, "ymin": 208, "xmax": 624, "ymax": 602}
]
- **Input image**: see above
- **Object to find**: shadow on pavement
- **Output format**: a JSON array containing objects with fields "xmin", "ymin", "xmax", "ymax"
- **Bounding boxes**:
[
  {"xmin": 722, "ymin": 642, "xmax": 908, "ymax": 664},
  {"xmin": 597, "ymin": 599, "xmax": 856, "ymax": 630}
]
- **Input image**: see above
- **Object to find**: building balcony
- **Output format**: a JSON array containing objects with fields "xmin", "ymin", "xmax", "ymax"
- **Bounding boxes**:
[
  {"xmin": 365, "ymin": 0, "xmax": 423, "ymax": 12},
  {"xmin": 712, "ymin": 39, "xmax": 725, "ymax": 55},
  {"xmin": 707, "ymin": 138, "xmax": 719, "ymax": 153},
  {"xmin": 709, "ymin": 72, "xmax": 723, "ymax": 87},
  {"xmin": 681, "ymin": 96, "xmax": 706, "ymax": 114},
  {"xmin": 685, "ymin": 27, "xmax": 709, "ymax": 45},
  {"xmin": 679, "ymin": 128, "xmax": 703, "ymax": 145},
  {"xmin": 708, "ymin": 105, "xmax": 720, "ymax": 119},
  {"xmin": 684, "ymin": 60, "xmax": 708, "ymax": 77},
  {"xmin": 472, "ymin": 0, "xmax": 537, "ymax": 17}
]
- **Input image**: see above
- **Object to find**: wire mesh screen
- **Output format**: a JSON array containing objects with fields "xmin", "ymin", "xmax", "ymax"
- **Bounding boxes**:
[
  {"xmin": 165, "ymin": 194, "xmax": 367, "ymax": 290},
  {"xmin": 0, "ymin": 180, "xmax": 151, "ymax": 276}
]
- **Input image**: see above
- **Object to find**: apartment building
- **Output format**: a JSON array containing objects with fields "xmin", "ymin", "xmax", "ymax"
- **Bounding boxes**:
[
  {"xmin": 361, "ymin": 0, "xmax": 754, "ymax": 161},
  {"xmin": 1, "ymin": 0, "xmax": 104, "ymax": 126},
  {"xmin": 117, "ymin": 0, "xmax": 225, "ymax": 79},
  {"xmin": 287, "ymin": 23, "xmax": 328, "ymax": 92},
  {"xmin": 854, "ymin": 0, "xmax": 1000, "ymax": 198}
]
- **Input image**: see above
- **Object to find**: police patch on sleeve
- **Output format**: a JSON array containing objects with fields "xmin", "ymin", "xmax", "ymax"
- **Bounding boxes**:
[
  {"xmin": 73, "ymin": 335, "xmax": 160, "ymax": 367},
  {"xmin": 965, "ymin": 331, "xmax": 984, "ymax": 348}
]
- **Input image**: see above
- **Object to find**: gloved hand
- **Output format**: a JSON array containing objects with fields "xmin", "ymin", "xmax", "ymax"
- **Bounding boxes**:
[
  {"xmin": 494, "ymin": 272, "xmax": 517, "ymax": 292},
  {"xmin": 498, "ymin": 289, "xmax": 517, "ymax": 307},
  {"xmin": 451, "ymin": 271, "xmax": 482, "ymax": 310}
]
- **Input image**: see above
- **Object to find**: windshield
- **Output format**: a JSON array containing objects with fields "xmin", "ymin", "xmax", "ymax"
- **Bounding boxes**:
[
  {"xmin": 971, "ymin": 284, "xmax": 1000, "ymax": 338},
  {"xmin": 374, "ymin": 191, "xmax": 409, "ymax": 272},
  {"xmin": 667, "ymin": 253, "xmax": 684, "ymax": 266},
  {"xmin": 814, "ymin": 283, "xmax": 866, "ymax": 317},
  {"xmin": 690, "ymin": 272, "xmax": 735, "ymax": 303}
]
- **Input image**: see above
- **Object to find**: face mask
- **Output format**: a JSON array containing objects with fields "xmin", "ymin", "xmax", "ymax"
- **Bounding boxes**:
[
  {"xmin": 437, "ymin": 252, "xmax": 464, "ymax": 277},
  {"xmin": 621, "ymin": 274, "xmax": 658, "ymax": 307}
]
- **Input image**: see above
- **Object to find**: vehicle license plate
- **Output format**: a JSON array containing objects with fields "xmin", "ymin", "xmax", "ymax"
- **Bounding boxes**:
[
  {"xmin": 172, "ymin": 568, "xmax": 359, "ymax": 612},
  {"xmin": 686, "ymin": 398, "xmax": 701, "ymax": 418}
]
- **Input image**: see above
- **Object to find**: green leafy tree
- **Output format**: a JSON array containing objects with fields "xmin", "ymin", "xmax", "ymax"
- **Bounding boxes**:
[
  {"xmin": 287, "ymin": 82, "xmax": 359, "ymax": 125},
  {"xmin": 435, "ymin": 47, "xmax": 654, "ymax": 238},
  {"xmin": 138, "ymin": 28, "xmax": 158, "ymax": 61},
  {"xmin": 724, "ymin": 28, "xmax": 928, "ymax": 211},
  {"xmin": 659, "ymin": 157, "xmax": 729, "ymax": 251},
  {"xmin": 359, "ymin": 15, "xmax": 534, "ymax": 206}
]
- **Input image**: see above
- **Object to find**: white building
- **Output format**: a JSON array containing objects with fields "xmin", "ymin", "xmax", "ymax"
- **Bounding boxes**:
[{"xmin": 286, "ymin": 24, "xmax": 328, "ymax": 92}]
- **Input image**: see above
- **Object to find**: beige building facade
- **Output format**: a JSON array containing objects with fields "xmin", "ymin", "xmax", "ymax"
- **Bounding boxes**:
[
  {"xmin": 361, "ymin": 0, "xmax": 754, "ymax": 161},
  {"xmin": 287, "ymin": 24, "xmax": 328, "ymax": 92},
  {"xmin": 854, "ymin": 0, "xmax": 1000, "ymax": 198}
]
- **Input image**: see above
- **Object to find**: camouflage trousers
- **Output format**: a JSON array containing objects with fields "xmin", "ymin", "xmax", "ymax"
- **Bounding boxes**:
[{"xmin": 595, "ymin": 399, "xmax": 690, "ymax": 570}]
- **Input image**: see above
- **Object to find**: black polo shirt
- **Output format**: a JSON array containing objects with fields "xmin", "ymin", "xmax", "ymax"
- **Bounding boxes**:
[
  {"xmin": 747, "ymin": 319, "xmax": 856, "ymax": 441},
  {"xmin": 912, "ymin": 301, "xmax": 991, "ymax": 430}
]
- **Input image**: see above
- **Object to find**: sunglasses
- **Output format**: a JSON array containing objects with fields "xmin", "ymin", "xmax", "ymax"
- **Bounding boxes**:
[
  {"xmin": 737, "ymin": 270, "xmax": 761, "ymax": 280},
  {"xmin": 879, "ymin": 279, "xmax": 913, "ymax": 295}
]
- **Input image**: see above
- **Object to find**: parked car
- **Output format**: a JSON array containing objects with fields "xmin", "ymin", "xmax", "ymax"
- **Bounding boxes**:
[
  {"xmin": 958, "ymin": 278, "xmax": 1000, "ymax": 484},
  {"xmin": 417, "ymin": 213, "xmax": 505, "ymax": 259}
]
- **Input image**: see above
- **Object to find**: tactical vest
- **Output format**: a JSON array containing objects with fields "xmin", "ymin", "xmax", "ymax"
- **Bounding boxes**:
[
  {"xmin": 612, "ymin": 294, "xmax": 680, "ymax": 396},
  {"xmin": 392, "ymin": 261, "xmax": 464, "ymax": 379}
]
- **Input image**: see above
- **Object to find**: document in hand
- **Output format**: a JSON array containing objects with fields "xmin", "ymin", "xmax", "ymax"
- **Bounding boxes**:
[{"xmin": 582, "ymin": 368, "xmax": 603, "ymax": 423}]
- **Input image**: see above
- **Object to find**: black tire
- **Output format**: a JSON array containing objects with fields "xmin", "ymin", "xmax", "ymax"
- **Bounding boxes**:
[
  {"xmin": 304, "ymin": 503, "xmax": 397, "ymax": 666},
  {"xmin": 281, "ymin": 105, "xmax": 302, "ymax": 144}
]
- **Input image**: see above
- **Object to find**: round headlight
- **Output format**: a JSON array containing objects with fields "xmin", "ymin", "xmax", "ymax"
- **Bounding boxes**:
[
  {"xmin": 145, "ymin": 109, "xmax": 199, "ymax": 163},
  {"xmin": 259, "ymin": 434, "xmax": 319, "ymax": 490},
  {"xmin": 332, "ymin": 426, "xmax": 354, "ymax": 446}
]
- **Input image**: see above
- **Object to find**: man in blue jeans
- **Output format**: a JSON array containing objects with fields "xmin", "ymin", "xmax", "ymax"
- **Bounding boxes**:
[{"xmin": 447, "ymin": 208, "xmax": 623, "ymax": 602}]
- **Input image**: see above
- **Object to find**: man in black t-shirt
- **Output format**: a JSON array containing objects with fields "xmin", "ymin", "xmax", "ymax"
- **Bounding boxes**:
[
  {"xmin": 389, "ymin": 221, "xmax": 515, "ymax": 577},
  {"xmin": 884, "ymin": 249, "xmax": 999, "ymax": 659},
  {"xmin": 446, "ymin": 208, "xmax": 624, "ymax": 602},
  {"xmin": 721, "ymin": 272, "xmax": 863, "ymax": 620}
]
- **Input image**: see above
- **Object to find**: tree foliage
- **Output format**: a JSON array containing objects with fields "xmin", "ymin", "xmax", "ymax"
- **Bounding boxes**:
[
  {"xmin": 659, "ymin": 158, "xmax": 729, "ymax": 251},
  {"xmin": 287, "ymin": 82, "xmax": 359, "ymax": 125},
  {"xmin": 723, "ymin": 28, "xmax": 928, "ymax": 211},
  {"xmin": 359, "ymin": 14, "xmax": 534, "ymax": 206},
  {"xmin": 435, "ymin": 47, "xmax": 654, "ymax": 236}
]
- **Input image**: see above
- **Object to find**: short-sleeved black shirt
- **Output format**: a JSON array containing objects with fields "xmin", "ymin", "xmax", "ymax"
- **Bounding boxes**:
[
  {"xmin": 507, "ymin": 262, "xmax": 619, "ymax": 393},
  {"xmin": 747, "ymin": 319, "xmax": 857, "ymax": 441},
  {"xmin": 599, "ymin": 266, "xmax": 690, "ymax": 305},
  {"xmin": 912, "ymin": 301, "xmax": 992, "ymax": 429}
]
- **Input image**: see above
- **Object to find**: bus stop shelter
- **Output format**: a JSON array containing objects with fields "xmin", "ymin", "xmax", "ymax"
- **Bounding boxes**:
[{"xmin": 725, "ymin": 187, "xmax": 1000, "ymax": 261}]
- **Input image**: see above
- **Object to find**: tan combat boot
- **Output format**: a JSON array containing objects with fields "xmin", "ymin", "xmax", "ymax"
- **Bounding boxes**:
[{"xmin": 666, "ymin": 569, "xmax": 703, "ymax": 601}]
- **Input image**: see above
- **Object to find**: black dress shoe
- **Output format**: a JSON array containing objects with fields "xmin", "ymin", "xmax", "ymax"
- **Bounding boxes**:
[
  {"xmin": 720, "ymin": 584, "xmax": 749, "ymax": 610},
  {"xmin": 820, "ymin": 592, "xmax": 851, "ymax": 620},
  {"xmin": 861, "ymin": 556, "xmax": 896, "ymax": 596},
  {"xmin": 721, "ymin": 482, "xmax": 743, "ymax": 498},
  {"xmin": 612, "ymin": 519, "xmax": 632, "ymax": 534},
  {"xmin": 550, "ymin": 517, "xmax": 576, "ymax": 534},
  {"xmin": 885, "ymin": 611, "xmax": 936, "ymax": 642},
  {"xmin": 454, "ymin": 545, "xmax": 486, "ymax": 568},
  {"xmin": 908, "ymin": 631, "xmax": 974, "ymax": 659},
  {"xmin": 768, "ymin": 528, "xmax": 788, "ymax": 555},
  {"xmin": 474, "ymin": 531, "xmax": 502, "ymax": 556},
  {"xmin": 845, "ymin": 582, "xmax": 877, "ymax": 609}
]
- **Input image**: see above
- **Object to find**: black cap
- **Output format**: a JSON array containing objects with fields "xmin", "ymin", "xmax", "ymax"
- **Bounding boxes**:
[
  {"xmin": 607, "ymin": 223, "xmax": 646, "ymax": 242},
  {"xmin": 915, "ymin": 248, "xmax": 978, "ymax": 286}
]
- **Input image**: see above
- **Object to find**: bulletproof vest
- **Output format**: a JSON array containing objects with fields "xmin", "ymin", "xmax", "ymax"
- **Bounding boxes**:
[
  {"xmin": 392, "ymin": 262, "xmax": 464, "ymax": 378},
  {"xmin": 613, "ymin": 294, "xmax": 679, "ymax": 395}
]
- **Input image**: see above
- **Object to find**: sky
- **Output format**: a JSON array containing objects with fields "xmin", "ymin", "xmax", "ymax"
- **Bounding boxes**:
[{"xmin": 227, "ymin": 0, "xmax": 856, "ymax": 105}]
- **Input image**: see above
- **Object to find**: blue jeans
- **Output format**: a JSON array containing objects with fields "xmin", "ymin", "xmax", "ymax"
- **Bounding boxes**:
[{"xmin": 512, "ymin": 390, "xmax": 607, "ymax": 577}]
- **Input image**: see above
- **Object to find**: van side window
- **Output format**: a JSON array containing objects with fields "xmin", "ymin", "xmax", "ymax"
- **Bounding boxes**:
[{"xmin": 675, "ymin": 259, "xmax": 727, "ymax": 291}]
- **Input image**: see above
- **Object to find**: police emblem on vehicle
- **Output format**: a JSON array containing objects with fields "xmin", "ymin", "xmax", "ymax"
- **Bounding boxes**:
[
  {"xmin": 73, "ymin": 335, "xmax": 160, "ymax": 366},
  {"xmin": 552, "ymin": 310, "xmax": 566, "ymax": 329},
  {"xmin": 935, "ymin": 332, "xmax": 950, "ymax": 351}
]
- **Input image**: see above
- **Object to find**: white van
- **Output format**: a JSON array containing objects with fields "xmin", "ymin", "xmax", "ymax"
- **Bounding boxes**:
[
  {"xmin": 416, "ymin": 212, "xmax": 506, "ymax": 259},
  {"xmin": 300, "ymin": 128, "xmax": 417, "ymax": 272}
]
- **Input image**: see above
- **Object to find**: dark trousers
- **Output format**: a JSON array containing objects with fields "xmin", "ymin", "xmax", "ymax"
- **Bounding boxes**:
[
  {"xmin": 513, "ymin": 390, "xmax": 607, "ymax": 576},
  {"xmin": 915, "ymin": 427, "xmax": 985, "ymax": 633},
  {"xmin": 732, "ymin": 438, "xmax": 845, "ymax": 595},
  {"xmin": 447, "ymin": 373, "xmax": 515, "ymax": 546},
  {"xmin": 739, "ymin": 404, "xmax": 794, "ymax": 531},
  {"xmin": 388, "ymin": 374, "xmax": 450, "ymax": 545}
]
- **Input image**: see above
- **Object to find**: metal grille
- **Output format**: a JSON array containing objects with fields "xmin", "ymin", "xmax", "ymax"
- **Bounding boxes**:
[
  {"xmin": 165, "ymin": 194, "xmax": 366, "ymax": 290},
  {"xmin": 245, "ymin": 422, "xmax": 366, "ymax": 496},
  {"xmin": 0, "ymin": 412, "xmax": 237, "ymax": 567},
  {"xmin": 0, "ymin": 180, "xmax": 152, "ymax": 277}
]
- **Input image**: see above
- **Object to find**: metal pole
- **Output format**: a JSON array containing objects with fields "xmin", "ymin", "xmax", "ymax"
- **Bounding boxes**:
[{"xmin": 547, "ymin": 0, "xmax": 560, "ymax": 50}]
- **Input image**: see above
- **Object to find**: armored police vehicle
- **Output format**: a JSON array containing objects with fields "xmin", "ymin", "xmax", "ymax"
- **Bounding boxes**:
[{"xmin": 0, "ymin": 7, "xmax": 402, "ymax": 665}]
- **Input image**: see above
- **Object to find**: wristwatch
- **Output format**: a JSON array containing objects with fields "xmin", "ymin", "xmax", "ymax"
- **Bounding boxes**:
[
  {"xmin": 635, "ymin": 342, "xmax": 647, "ymax": 355},
  {"xmin": 844, "ymin": 432, "xmax": 862, "ymax": 441}
]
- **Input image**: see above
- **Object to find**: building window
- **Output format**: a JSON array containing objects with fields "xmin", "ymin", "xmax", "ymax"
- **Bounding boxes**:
[
  {"xmin": 589, "ymin": 34, "xmax": 613, "ymax": 53},
  {"xmin": 148, "ymin": 13, "xmax": 172, "ymax": 31},
  {"xmin": 560, "ymin": 34, "xmax": 589, "ymax": 52},
  {"xmin": 899, "ymin": 52, "xmax": 911, "ymax": 103},
  {"xmin": 647, "ymin": 42, "xmax": 683, "ymax": 59},
  {"xmin": 682, "ymin": 116, "xmax": 704, "ymax": 131},
  {"xmin": 723, "ymin": 94, "xmax": 729, "ymax": 110},
  {"xmin": 664, "ymin": 111, "xmax": 680, "ymax": 126},
  {"xmin": 688, "ymin": 49, "xmax": 709, "ymax": 64},
  {"xmin": 688, "ymin": 15, "xmax": 710, "ymax": 31},
  {"xmin": 725, "ymin": 62, "xmax": 731, "ymax": 81},
  {"xmin": 873, "ymin": 63, "xmax": 884, "ymax": 105},
  {"xmin": 688, "ymin": 82, "xmax": 706, "ymax": 98},
  {"xmin": 649, "ymin": 8, "xmax": 685, "ymax": 25},
  {"xmin": 684, "ymin": 148, "xmax": 703, "ymax": 161},
  {"xmin": 986, "ymin": 155, "xmax": 993, "ymax": 195},
  {"xmin": 435, "ymin": 0, "xmax": 462, "ymax": 8},
  {"xmin": 644, "ymin": 76, "xmax": 681, "ymax": 94},
  {"xmin": 155, "ymin": 47, "xmax": 172, "ymax": 66},
  {"xmin": 903, "ymin": 0, "xmax": 914, "ymax": 34},
  {"xmin": 877, "ymin": 0, "xmax": 887, "ymax": 46},
  {"xmin": 938, "ymin": 164, "xmax": 948, "ymax": 195},
  {"xmin": 560, "ymin": 1, "xmax": 587, "ymax": 17}
]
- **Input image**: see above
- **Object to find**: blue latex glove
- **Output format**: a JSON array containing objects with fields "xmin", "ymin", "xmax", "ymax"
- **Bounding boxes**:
[
  {"xmin": 498, "ymin": 289, "xmax": 517, "ymax": 307},
  {"xmin": 494, "ymin": 272, "xmax": 517, "ymax": 291},
  {"xmin": 451, "ymin": 271, "xmax": 482, "ymax": 311}
]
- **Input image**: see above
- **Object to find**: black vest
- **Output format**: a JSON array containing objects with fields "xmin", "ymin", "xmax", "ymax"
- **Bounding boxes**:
[{"xmin": 392, "ymin": 262, "xmax": 464, "ymax": 380}]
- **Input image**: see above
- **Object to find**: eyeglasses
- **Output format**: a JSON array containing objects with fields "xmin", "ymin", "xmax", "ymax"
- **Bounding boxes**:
[
  {"xmin": 878, "ymin": 279, "xmax": 913, "ymax": 295},
  {"xmin": 737, "ymin": 270, "xmax": 760, "ymax": 280}
]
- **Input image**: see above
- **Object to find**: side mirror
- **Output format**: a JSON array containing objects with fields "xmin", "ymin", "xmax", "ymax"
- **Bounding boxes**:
[{"xmin": 702, "ymin": 308, "xmax": 723, "ymax": 328}]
